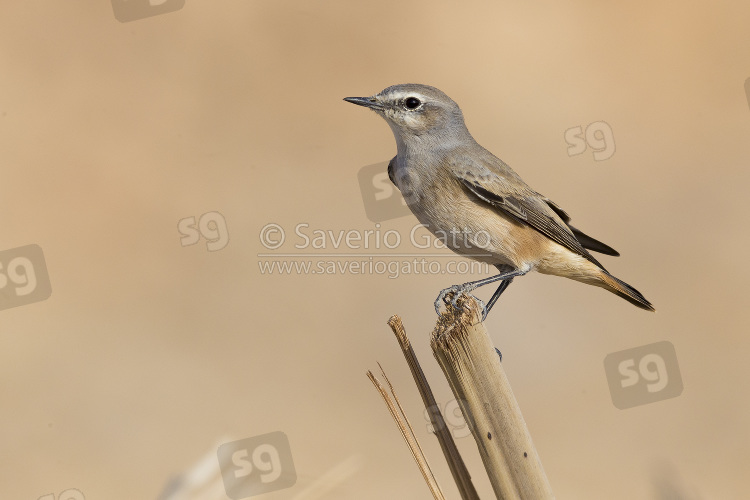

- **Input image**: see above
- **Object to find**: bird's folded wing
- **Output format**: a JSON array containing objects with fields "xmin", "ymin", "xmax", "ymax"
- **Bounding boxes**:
[{"xmin": 454, "ymin": 159, "xmax": 604, "ymax": 269}]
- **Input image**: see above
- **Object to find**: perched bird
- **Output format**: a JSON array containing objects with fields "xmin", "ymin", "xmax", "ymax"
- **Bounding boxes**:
[{"xmin": 345, "ymin": 84, "xmax": 654, "ymax": 318}]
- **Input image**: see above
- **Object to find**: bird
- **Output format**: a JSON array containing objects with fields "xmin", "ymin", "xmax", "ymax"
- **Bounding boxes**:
[{"xmin": 344, "ymin": 84, "xmax": 654, "ymax": 318}]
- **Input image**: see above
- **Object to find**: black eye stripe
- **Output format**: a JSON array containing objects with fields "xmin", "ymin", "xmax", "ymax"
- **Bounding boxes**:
[{"xmin": 405, "ymin": 97, "xmax": 421, "ymax": 109}]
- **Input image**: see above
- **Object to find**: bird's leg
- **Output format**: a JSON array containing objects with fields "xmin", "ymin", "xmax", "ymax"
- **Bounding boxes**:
[
  {"xmin": 434, "ymin": 268, "xmax": 526, "ymax": 316},
  {"xmin": 483, "ymin": 277, "xmax": 515, "ymax": 320}
]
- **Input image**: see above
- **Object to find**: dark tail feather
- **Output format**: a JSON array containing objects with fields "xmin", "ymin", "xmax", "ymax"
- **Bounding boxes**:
[
  {"xmin": 569, "ymin": 225, "xmax": 620, "ymax": 256},
  {"xmin": 599, "ymin": 271, "xmax": 655, "ymax": 311}
]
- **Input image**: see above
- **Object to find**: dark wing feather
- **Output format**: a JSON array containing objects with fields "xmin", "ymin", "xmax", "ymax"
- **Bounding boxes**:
[
  {"xmin": 459, "ymin": 177, "xmax": 529, "ymax": 222},
  {"xmin": 542, "ymin": 197, "xmax": 571, "ymax": 223},
  {"xmin": 542, "ymin": 197, "xmax": 619, "ymax": 256},
  {"xmin": 568, "ymin": 225, "xmax": 619, "ymax": 256}
]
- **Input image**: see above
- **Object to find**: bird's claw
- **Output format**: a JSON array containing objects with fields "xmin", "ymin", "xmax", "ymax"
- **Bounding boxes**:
[
  {"xmin": 434, "ymin": 284, "xmax": 487, "ymax": 320},
  {"xmin": 434, "ymin": 285, "xmax": 460, "ymax": 315}
]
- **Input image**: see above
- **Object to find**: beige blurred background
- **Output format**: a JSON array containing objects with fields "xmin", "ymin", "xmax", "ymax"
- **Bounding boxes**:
[{"xmin": 2, "ymin": 1, "xmax": 749, "ymax": 498}]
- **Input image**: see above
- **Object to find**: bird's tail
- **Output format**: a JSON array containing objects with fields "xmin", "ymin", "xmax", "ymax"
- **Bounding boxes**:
[{"xmin": 597, "ymin": 270, "xmax": 655, "ymax": 312}]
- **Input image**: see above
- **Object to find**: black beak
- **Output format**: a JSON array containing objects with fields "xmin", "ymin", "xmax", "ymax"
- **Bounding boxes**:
[{"xmin": 344, "ymin": 96, "xmax": 384, "ymax": 110}]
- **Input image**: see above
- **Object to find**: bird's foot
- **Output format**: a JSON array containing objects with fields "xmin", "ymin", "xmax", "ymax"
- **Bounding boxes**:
[
  {"xmin": 434, "ymin": 285, "xmax": 459, "ymax": 314},
  {"xmin": 434, "ymin": 284, "xmax": 487, "ymax": 319}
]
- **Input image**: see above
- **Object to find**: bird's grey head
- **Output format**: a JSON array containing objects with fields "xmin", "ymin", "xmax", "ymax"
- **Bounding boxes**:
[{"xmin": 344, "ymin": 84, "xmax": 471, "ymax": 147}]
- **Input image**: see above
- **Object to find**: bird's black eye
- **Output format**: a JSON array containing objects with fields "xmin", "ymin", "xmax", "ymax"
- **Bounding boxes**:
[{"xmin": 404, "ymin": 97, "xmax": 421, "ymax": 109}]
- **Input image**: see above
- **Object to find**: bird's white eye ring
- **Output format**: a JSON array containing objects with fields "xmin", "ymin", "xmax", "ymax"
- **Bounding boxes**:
[{"xmin": 404, "ymin": 97, "xmax": 422, "ymax": 109}]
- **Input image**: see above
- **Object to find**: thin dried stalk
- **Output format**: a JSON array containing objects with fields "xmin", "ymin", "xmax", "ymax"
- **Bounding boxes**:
[{"xmin": 367, "ymin": 366, "xmax": 446, "ymax": 500}]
